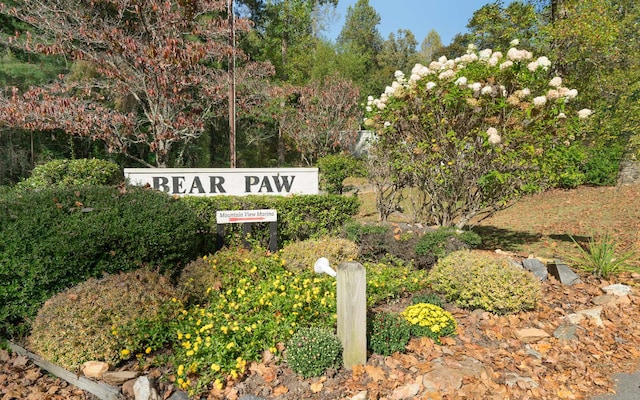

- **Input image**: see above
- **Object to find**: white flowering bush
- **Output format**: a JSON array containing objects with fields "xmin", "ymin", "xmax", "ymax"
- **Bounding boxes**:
[{"xmin": 364, "ymin": 43, "xmax": 591, "ymax": 227}]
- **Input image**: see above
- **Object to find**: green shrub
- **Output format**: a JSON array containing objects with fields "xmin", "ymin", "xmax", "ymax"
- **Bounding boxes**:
[
  {"xmin": 411, "ymin": 292, "xmax": 445, "ymax": 308},
  {"xmin": 343, "ymin": 222, "xmax": 391, "ymax": 261},
  {"xmin": 545, "ymin": 144, "xmax": 587, "ymax": 189},
  {"xmin": 280, "ymin": 236, "xmax": 360, "ymax": 272},
  {"xmin": 317, "ymin": 153, "xmax": 366, "ymax": 194},
  {"xmin": 176, "ymin": 257, "xmax": 217, "ymax": 305},
  {"xmin": 177, "ymin": 247, "xmax": 274, "ymax": 305},
  {"xmin": 0, "ymin": 185, "xmax": 203, "ymax": 337},
  {"xmin": 427, "ymin": 250, "xmax": 541, "ymax": 314},
  {"xmin": 368, "ymin": 312, "xmax": 411, "ymax": 356},
  {"xmin": 401, "ymin": 303, "xmax": 457, "ymax": 343},
  {"xmin": 343, "ymin": 222, "xmax": 431, "ymax": 267},
  {"xmin": 415, "ymin": 227, "xmax": 482, "ymax": 260},
  {"xmin": 286, "ymin": 327, "xmax": 342, "ymax": 378},
  {"xmin": 17, "ymin": 158, "xmax": 122, "ymax": 190},
  {"xmin": 181, "ymin": 194, "xmax": 359, "ymax": 247},
  {"xmin": 27, "ymin": 269, "xmax": 181, "ymax": 370},
  {"xmin": 583, "ymin": 141, "xmax": 626, "ymax": 186},
  {"xmin": 343, "ymin": 222, "xmax": 390, "ymax": 243},
  {"xmin": 366, "ymin": 260, "xmax": 430, "ymax": 307}
]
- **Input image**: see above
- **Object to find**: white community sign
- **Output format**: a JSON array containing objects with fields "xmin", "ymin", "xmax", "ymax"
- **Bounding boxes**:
[{"xmin": 124, "ymin": 168, "xmax": 319, "ymax": 196}]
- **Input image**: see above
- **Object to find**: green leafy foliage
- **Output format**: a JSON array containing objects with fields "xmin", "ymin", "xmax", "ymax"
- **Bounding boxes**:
[
  {"xmin": 415, "ymin": 227, "xmax": 482, "ymax": 260},
  {"xmin": 343, "ymin": 222, "xmax": 434, "ymax": 267},
  {"xmin": 568, "ymin": 234, "xmax": 636, "ymax": 279},
  {"xmin": 583, "ymin": 141, "xmax": 626, "ymax": 186},
  {"xmin": 317, "ymin": 153, "xmax": 366, "ymax": 194},
  {"xmin": 368, "ymin": 312, "xmax": 411, "ymax": 356},
  {"xmin": 171, "ymin": 247, "xmax": 338, "ymax": 393},
  {"xmin": 401, "ymin": 303, "xmax": 457, "ymax": 343},
  {"xmin": 16, "ymin": 158, "xmax": 123, "ymax": 190},
  {"xmin": 428, "ymin": 250, "xmax": 541, "ymax": 314},
  {"xmin": 366, "ymin": 260, "xmax": 430, "ymax": 307},
  {"xmin": 0, "ymin": 186, "xmax": 203, "ymax": 337},
  {"xmin": 286, "ymin": 327, "xmax": 342, "ymax": 378},
  {"xmin": 27, "ymin": 269, "xmax": 181, "ymax": 370},
  {"xmin": 344, "ymin": 221, "xmax": 390, "ymax": 243},
  {"xmin": 280, "ymin": 236, "xmax": 360, "ymax": 272},
  {"xmin": 181, "ymin": 194, "xmax": 359, "ymax": 246},
  {"xmin": 411, "ymin": 292, "xmax": 445, "ymax": 308},
  {"xmin": 365, "ymin": 44, "xmax": 591, "ymax": 228},
  {"xmin": 170, "ymin": 246, "xmax": 430, "ymax": 393}
]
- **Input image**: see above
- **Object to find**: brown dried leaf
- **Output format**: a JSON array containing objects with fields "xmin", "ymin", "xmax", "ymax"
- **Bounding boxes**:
[
  {"xmin": 310, "ymin": 381, "xmax": 323, "ymax": 393},
  {"xmin": 223, "ymin": 387, "xmax": 238, "ymax": 400},
  {"xmin": 384, "ymin": 357, "xmax": 401, "ymax": 369},
  {"xmin": 272, "ymin": 385, "xmax": 289, "ymax": 396},
  {"xmin": 24, "ymin": 368, "xmax": 41, "ymax": 382},
  {"xmin": 351, "ymin": 364, "xmax": 366, "ymax": 378},
  {"xmin": 365, "ymin": 365, "xmax": 386, "ymax": 382}
]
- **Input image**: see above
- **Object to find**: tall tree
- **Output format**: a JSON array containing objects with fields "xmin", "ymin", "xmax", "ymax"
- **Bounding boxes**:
[
  {"xmin": 336, "ymin": 0, "xmax": 383, "ymax": 97},
  {"xmin": 542, "ymin": 0, "xmax": 640, "ymax": 154},
  {"xmin": 240, "ymin": 0, "xmax": 337, "ymax": 83},
  {"xmin": 466, "ymin": 1, "xmax": 539, "ymax": 51},
  {"xmin": 0, "ymin": 0, "xmax": 270, "ymax": 167},
  {"xmin": 377, "ymin": 29, "xmax": 418, "ymax": 79},
  {"xmin": 418, "ymin": 29, "xmax": 444, "ymax": 63},
  {"xmin": 273, "ymin": 75, "xmax": 361, "ymax": 165}
]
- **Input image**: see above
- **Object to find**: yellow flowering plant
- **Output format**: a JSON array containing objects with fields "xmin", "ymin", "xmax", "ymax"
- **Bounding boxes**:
[
  {"xmin": 401, "ymin": 303, "xmax": 457, "ymax": 342},
  {"xmin": 170, "ymin": 245, "xmax": 432, "ymax": 395}
]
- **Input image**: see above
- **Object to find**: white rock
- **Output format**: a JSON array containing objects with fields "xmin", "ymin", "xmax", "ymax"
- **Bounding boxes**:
[
  {"xmin": 350, "ymin": 390, "xmax": 367, "ymax": 400},
  {"xmin": 391, "ymin": 382, "xmax": 421, "ymax": 399},
  {"xmin": 565, "ymin": 306, "xmax": 603, "ymax": 327},
  {"xmin": 602, "ymin": 284, "xmax": 632, "ymax": 296},
  {"xmin": 134, "ymin": 376, "xmax": 160, "ymax": 400},
  {"xmin": 504, "ymin": 372, "xmax": 539, "ymax": 389}
]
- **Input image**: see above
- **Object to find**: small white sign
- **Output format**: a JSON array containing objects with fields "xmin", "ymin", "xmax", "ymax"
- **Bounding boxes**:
[
  {"xmin": 216, "ymin": 209, "xmax": 278, "ymax": 224},
  {"xmin": 124, "ymin": 168, "xmax": 319, "ymax": 196}
]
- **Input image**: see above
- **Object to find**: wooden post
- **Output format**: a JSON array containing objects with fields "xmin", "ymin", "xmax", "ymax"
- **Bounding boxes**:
[{"xmin": 337, "ymin": 262, "xmax": 367, "ymax": 369}]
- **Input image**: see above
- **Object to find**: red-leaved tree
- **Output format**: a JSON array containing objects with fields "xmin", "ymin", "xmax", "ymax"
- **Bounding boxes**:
[
  {"xmin": 272, "ymin": 75, "xmax": 361, "ymax": 165},
  {"xmin": 0, "ymin": 0, "xmax": 270, "ymax": 167}
]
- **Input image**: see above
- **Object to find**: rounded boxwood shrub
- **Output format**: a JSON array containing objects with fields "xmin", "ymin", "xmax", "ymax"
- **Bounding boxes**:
[
  {"xmin": 280, "ymin": 236, "xmax": 360, "ymax": 272},
  {"xmin": 427, "ymin": 250, "xmax": 541, "ymax": 314},
  {"xmin": 28, "ymin": 269, "xmax": 181, "ymax": 370},
  {"xmin": 415, "ymin": 227, "xmax": 482, "ymax": 260},
  {"xmin": 16, "ymin": 158, "xmax": 123, "ymax": 190},
  {"xmin": 0, "ymin": 185, "xmax": 204, "ymax": 337},
  {"xmin": 286, "ymin": 327, "xmax": 342, "ymax": 378},
  {"xmin": 368, "ymin": 312, "xmax": 411, "ymax": 356}
]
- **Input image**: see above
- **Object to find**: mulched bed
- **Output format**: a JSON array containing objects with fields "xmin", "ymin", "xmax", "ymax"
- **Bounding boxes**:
[
  {"xmin": 0, "ymin": 349, "xmax": 93, "ymax": 400},
  {"xmin": 3, "ymin": 271, "xmax": 639, "ymax": 400}
]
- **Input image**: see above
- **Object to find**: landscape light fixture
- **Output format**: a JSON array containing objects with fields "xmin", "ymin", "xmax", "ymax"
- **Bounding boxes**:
[{"xmin": 313, "ymin": 257, "xmax": 336, "ymax": 277}]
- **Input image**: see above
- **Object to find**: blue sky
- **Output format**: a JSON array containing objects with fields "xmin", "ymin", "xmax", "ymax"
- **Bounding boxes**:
[{"xmin": 325, "ymin": 0, "xmax": 506, "ymax": 45}]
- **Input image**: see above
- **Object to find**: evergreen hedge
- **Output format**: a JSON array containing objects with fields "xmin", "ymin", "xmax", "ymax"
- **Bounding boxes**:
[
  {"xmin": 181, "ymin": 194, "xmax": 360, "ymax": 247},
  {"xmin": 0, "ymin": 185, "xmax": 204, "ymax": 337}
]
